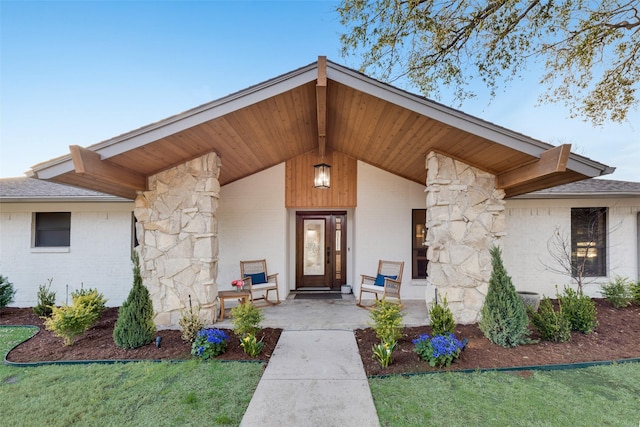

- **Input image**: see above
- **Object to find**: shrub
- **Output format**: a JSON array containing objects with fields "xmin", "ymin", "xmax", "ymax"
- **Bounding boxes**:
[
  {"xmin": 44, "ymin": 302, "xmax": 102, "ymax": 346},
  {"xmin": 528, "ymin": 297, "xmax": 571, "ymax": 343},
  {"xmin": 191, "ymin": 328, "xmax": 228, "ymax": 359},
  {"xmin": 71, "ymin": 288, "xmax": 107, "ymax": 319},
  {"xmin": 0, "ymin": 275, "xmax": 16, "ymax": 310},
  {"xmin": 179, "ymin": 296, "xmax": 204, "ymax": 344},
  {"xmin": 631, "ymin": 280, "xmax": 640, "ymax": 305},
  {"xmin": 429, "ymin": 295, "xmax": 455, "ymax": 336},
  {"xmin": 413, "ymin": 333, "xmax": 465, "ymax": 367},
  {"xmin": 231, "ymin": 301, "xmax": 263, "ymax": 338},
  {"xmin": 557, "ymin": 286, "xmax": 598, "ymax": 334},
  {"xmin": 42, "ymin": 288, "xmax": 106, "ymax": 346},
  {"xmin": 33, "ymin": 278, "xmax": 57, "ymax": 317},
  {"xmin": 240, "ymin": 333, "xmax": 264, "ymax": 357},
  {"xmin": 478, "ymin": 246, "xmax": 530, "ymax": 347},
  {"xmin": 600, "ymin": 276, "xmax": 633, "ymax": 308},
  {"xmin": 369, "ymin": 298, "xmax": 404, "ymax": 343},
  {"xmin": 113, "ymin": 252, "xmax": 156, "ymax": 349}
]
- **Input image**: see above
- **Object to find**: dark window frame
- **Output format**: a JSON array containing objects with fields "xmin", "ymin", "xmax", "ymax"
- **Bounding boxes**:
[
  {"xmin": 411, "ymin": 209, "xmax": 428, "ymax": 279},
  {"xmin": 34, "ymin": 212, "xmax": 71, "ymax": 247},
  {"xmin": 571, "ymin": 207, "xmax": 607, "ymax": 277}
]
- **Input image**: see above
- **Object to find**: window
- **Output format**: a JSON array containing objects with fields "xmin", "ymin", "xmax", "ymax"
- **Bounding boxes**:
[
  {"xmin": 571, "ymin": 207, "xmax": 607, "ymax": 277},
  {"xmin": 34, "ymin": 212, "xmax": 71, "ymax": 247},
  {"xmin": 412, "ymin": 209, "xmax": 428, "ymax": 279}
]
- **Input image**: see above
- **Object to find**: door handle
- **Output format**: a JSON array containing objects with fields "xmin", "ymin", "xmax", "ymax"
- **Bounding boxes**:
[{"xmin": 327, "ymin": 246, "xmax": 331, "ymax": 264}]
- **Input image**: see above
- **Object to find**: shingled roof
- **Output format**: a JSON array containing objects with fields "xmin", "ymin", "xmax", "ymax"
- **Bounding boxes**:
[
  {"xmin": 515, "ymin": 178, "xmax": 640, "ymax": 199},
  {"xmin": 0, "ymin": 177, "xmax": 130, "ymax": 202}
]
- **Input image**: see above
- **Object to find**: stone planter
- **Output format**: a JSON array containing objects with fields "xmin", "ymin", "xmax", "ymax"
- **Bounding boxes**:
[{"xmin": 518, "ymin": 291, "xmax": 541, "ymax": 312}]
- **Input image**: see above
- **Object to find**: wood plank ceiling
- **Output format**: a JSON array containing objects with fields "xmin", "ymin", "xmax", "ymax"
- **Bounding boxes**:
[{"xmin": 40, "ymin": 60, "xmax": 598, "ymax": 200}]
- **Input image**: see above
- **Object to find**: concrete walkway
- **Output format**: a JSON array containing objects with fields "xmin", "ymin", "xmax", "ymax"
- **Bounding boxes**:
[
  {"xmin": 240, "ymin": 329, "xmax": 379, "ymax": 426},
  {"xmin": 229, "ymin": 296, "xmax": 428, "ymax": 427}
]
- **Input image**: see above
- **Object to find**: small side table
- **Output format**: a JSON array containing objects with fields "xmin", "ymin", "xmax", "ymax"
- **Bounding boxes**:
[{"xmin": 218, "ymin": 290, "xmax": 251, "ymax": 320}]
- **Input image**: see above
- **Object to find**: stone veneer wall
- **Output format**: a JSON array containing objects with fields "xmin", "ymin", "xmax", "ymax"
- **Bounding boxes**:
[
  {"xmin": 134, "ymin": 152, "xmax": 221, "ymax": 327},
  {"xmin": 425, "ymin": 152, "xmax": 506, "ymax": 324}
]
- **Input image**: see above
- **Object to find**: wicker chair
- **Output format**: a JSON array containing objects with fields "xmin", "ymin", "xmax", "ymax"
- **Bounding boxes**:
[
  {"xmin": 240, "ymin": 259, "xmax": 280, "ymax": 305},
  {"xmin": 357, "ymin": 260, "xmax": 404, "ymax": 307}
]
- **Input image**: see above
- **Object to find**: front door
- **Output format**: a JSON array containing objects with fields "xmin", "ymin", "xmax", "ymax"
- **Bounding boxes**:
[{"xmin": 295, "ymin": 212, "xmax": 347, "ymax": 290}]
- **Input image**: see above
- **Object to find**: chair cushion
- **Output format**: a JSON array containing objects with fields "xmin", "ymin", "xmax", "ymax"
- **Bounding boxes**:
[
  {"xmin": 245, "ymin": 272, "xmax": 267, "ymax": 284},
  {"xmin": 374, "ymin": 274, "xmax": 397, "ymax": 286}
]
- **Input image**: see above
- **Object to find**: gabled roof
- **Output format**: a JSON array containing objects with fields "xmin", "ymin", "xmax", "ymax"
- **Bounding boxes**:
[
  {"xmin": 0, "ymin": 177, "xmax": 129, "ymax": 202},
  {"xmin": 29, "ymin": 57, "xmax": 614, "ymax": 199},
  {"xmin": 516, "ymin": 178, "xmax": 640, "ymax": 199}
]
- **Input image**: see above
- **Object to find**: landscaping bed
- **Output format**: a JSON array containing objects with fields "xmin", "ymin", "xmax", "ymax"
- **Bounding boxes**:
[
  {"xmin": 357, "ymin": 298, "xmax": 640, "ymax": 376},
  {"xmin": 0, "ymin": 307, "xmax": 282, "ymax": 363},
  {"xmin": 1, "ymin": 299, "xmax": 639, "ymax": 377}
]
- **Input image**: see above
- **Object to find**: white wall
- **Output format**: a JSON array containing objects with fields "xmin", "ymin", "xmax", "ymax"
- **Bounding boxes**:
[
  {"xmin": 0, "ymin": 201, "xmax": 135, "ymax": 307},
  {"xmin": 354, "ymin": 161, "xmax": 428, "ymax": 300},
  {"xmin": 217, "ymin": 164, "xmax": 288, "ymax": 297},
  {"xmin": 502, "ymin": 198, "xmax": 640, "ymax": 298}
]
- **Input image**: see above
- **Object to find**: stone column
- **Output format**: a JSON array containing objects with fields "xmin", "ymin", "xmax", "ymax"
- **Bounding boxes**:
[
  {"xmin": 134, "ymin": 152, "xmax": 221, "ymax": 327},
  {"xmin": 425, "ymin": 152, "xmax": 506, "ymax": 324}
]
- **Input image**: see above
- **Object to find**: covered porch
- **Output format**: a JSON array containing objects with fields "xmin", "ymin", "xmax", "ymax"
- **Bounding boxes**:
[{"xmin": 27, "ymin": 57, "xmax": 614, "ymax": 327}]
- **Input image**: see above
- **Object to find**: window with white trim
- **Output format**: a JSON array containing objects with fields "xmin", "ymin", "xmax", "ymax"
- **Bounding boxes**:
[
  {"xmin": 34, "ymin": 212, "xmax": 71, "ymax": 247},
  {"xmin": 571, "ymin": 207, "xmax": 607, "ymax": 277}
]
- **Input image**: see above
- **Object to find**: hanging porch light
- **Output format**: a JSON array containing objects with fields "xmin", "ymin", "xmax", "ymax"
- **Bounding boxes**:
[{"xmin": 313, "ymin": 163, "xmax": 331, "ymax": 189}]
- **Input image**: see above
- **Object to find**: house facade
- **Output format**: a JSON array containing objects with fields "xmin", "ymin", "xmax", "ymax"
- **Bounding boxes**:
[
  {"xmin": 502, "ymin": 180, "xmax": 640, "ymax": 298},
  {"xmin": 0, "ymin": 177, "xmax": 134, "ymax": 306},
  {"xmin": 6, "ymin": 57, "xmax": 633, "ymax": 327}
]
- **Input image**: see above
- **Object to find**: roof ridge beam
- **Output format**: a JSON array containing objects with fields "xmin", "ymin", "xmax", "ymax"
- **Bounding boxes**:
[{"xmin": 316, "ymin": 55, "xmax": 327, "ymax": 158}]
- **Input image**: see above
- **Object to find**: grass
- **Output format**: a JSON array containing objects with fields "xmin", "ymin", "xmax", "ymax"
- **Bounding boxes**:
[
  {"xmin": 0, "ymin": 326, "xmax": 263, "ymax": 426},
  {"xmin": 370, "ymin": 364, "xmax": 640, "ymax": 426}
]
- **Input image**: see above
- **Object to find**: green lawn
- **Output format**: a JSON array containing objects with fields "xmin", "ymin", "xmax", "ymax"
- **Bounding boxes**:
[
  {"xmin": 0, "ymin": 326, "xmax": 263, "ymax": 426},
  {"xmin": 370, "ymin": 364, "xmax": 640, "ymax": 426}
]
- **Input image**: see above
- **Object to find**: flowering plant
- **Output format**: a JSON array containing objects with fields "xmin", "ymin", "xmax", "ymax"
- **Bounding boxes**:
[
  {"xmin": 240, "ymin": 333, "xmax": 264, "ymax": 357},
  {"xmin": 413, "ymin": 332, "xmax": 466, "ymax": 367},
  {"xmin": 191, "ymin": 328, "xmax": 229, "ymax": 360},
  {"xmin": 372, "ymin": 340, "xmax": 396, "ymax": 368},
  {"xmin": 231, "ymin": 279, "xmax": 245, "ymax": 290}
]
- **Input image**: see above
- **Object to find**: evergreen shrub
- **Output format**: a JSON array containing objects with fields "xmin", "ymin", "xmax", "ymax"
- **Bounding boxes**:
[
  {"xmin": 231, "ymin": 301, "xmax": 263, "ymax": 338},
  {"xmin": 113, "ymin": 251, "xmax": 156, "ymax": 349},
  {"xmin": 369, "ymin": 298, "xmax": 404, "ymax": 343},
  {"xmin": 528, "ymin": 297, "xmax": 571, "ymax": 342},
  {"xmin": 0, "ymin": 275, "xmax": 16, "ymax": 310},
  {"xmin": 478, "ymin": 246, "xmax": 530, "ymax": 347},
  {"xmin": 429, "ymin": 295, "xmax": 455, "ymax": 336},
  {"xmin": 631, "ymin": 280, "xmax": 640, "ymax": 305},
  {"xmin": 600, "ymin": 276, "xmax": 633, "ymax": 308},
  {"xmin": 33, "ymin": 278, "xmax": 57, "ymax": 317},
  {"xmin": 179, "ymin": 296, "xmax": 204, "ymax": 344},
  {"xmin": 557, "ymin": 286, "xmax": 598, "ymax": 333},
  {"xmin": 43, "ymin": 288, "xmax": 106, "ymax": 346}
]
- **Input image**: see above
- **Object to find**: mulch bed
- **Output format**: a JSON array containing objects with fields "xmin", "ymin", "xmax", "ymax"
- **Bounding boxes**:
[
  {"xmin": 0, "ymin": 307, "xmax": 282, "ymax": 364},
  {"xmin": 356, "ymin": 299, "xmax": 640, "ymax": 377},
  {"xmin": 1, "ymin": 299, "xmax": 639, "ymax": 378}
]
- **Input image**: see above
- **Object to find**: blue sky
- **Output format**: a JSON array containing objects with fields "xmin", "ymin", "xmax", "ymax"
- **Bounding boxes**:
[{"xmin": 1, "ymin": 0, "xmax": 638, "ymax": 182}]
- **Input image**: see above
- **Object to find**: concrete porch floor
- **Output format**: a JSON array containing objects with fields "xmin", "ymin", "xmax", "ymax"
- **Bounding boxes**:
[{"xmin": 214, "ymin": 294, "xmax": 430, "ymax": 330}]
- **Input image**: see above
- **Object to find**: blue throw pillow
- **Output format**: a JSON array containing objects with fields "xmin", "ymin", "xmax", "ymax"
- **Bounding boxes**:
[
  {"xmin": 245, "ymin": 272, "xmax": 267, "ymax": 285},
  {"xmin": 374, "ymin": 274, "xmax": 397, "ymax": 286}
]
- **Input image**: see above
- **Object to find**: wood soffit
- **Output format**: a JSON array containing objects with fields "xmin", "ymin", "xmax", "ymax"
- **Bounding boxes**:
[{"xmin": 36, "ymin": 57, "xmax": 610, "ymax": 200}]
